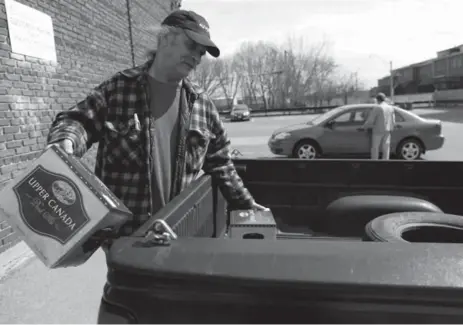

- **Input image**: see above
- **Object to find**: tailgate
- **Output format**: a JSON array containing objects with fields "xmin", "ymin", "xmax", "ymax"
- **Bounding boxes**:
[{"xmin": 105, "ymin": 238, "xmax": 463, "ymax": 323}]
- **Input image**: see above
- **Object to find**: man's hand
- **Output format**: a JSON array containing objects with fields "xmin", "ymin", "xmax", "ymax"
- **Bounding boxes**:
[
  {"xmin": 45, "ymin": 139, "xmax": 74, "ymax": 155},
  {"xmin": 252, "ymin": 202, "xmax": 270, "ymax": 211}
]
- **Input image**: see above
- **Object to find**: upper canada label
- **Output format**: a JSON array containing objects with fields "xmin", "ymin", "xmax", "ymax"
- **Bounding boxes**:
[{"xmin": 13, "ymin": 165, "xmax": 90, "ymax": 244}]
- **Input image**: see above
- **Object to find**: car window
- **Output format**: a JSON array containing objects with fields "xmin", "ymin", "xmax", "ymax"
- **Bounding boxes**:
[
  {"xmin": 352, "ymin": 108, "xmax": 370, "ymax": 122},
  {"xmin": 310, "ymin": 106, "xmax": 344, "ymax": 124},
  {"xmin": 333, "ymin": 111, "xmax": 351, "ymax": 123},
  {"xmin": 332, "ymin": 108, "xmax": 370, "ymax": 125}
]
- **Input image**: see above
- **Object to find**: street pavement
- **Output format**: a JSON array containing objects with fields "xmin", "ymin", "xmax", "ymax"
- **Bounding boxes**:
[
  {"xmin": 224, "ymin": 107, "xmax": 462, "ymax": 160},
  {"xmin": 1, "ymin": 107, "xmax": 463, "ymax": 324}
]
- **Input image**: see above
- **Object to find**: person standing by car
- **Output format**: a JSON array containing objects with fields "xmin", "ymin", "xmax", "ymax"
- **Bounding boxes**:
[
  {"xmin": 46, "ymin": 10, "xmax": 268, "ymax": 242},
  {"xmin": 364, "ymin": 92, "xmax": 396, "ymax": 160}
]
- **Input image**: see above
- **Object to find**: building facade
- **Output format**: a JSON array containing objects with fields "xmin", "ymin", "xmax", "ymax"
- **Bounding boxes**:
[
  {"xmin": 0, "ymin": 0, "xmax": 180, "ymax": 254},
  {"xmin": 377, "ymin": 44, "xmax": 463, "ymax": 96}
]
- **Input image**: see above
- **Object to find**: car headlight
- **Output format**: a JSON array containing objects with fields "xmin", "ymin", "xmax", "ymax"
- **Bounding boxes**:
[
  {"xmin": 273, "ymin": 132, "xmax": 291, "ymax": 140},
  {"xmin": 243, "ymin": 111, "xmax": 249, "ymax": 115}
]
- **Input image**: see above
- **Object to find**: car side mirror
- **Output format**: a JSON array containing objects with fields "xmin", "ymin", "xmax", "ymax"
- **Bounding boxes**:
[{"xmin": 325, "ymin": 120, "xmax": 335, "ymax": 128}]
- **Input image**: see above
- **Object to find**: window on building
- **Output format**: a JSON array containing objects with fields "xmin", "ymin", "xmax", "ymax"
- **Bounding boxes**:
[{"xmin": 435, "ymin": 60, "xmax": 446, "ymax": 71}]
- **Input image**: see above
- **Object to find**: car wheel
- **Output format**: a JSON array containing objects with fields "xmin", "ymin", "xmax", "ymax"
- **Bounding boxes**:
[
  {"xmin": 397, "ymin": 138, "xmax": 422, "ymax": 160},
  {"xmin": 293, "ymin": 140, "xmax": 320, "ymax": 159}
]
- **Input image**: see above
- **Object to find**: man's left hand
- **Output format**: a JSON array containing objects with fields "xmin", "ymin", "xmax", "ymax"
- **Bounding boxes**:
[{"xmin": 253, "ymin": 202, "xmax": 270, "ymax": 211}]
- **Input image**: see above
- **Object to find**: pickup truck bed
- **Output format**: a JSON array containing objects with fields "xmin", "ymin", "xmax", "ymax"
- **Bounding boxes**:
[{"xmin": 98, "ymin": 158, "xmax": 463, "ymax": 324}]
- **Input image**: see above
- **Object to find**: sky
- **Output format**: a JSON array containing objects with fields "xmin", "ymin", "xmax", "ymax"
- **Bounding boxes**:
[{"xmin": 182, "ymin": 0, "xmax": 462, "ymax": 88}]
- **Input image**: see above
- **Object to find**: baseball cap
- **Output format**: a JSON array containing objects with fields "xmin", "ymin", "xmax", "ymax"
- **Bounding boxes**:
[
  {"xmin": 376, "ymin": 92, "xmax": 387, "ymax": 102},
  {"xmin": 161, "ymin": 10, "xmax": 220, "ymax": 58}
]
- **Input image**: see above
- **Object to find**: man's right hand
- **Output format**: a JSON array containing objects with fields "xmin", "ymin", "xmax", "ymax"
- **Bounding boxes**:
[{"xmin": 46, "ymin": 139, "xmax": 74, "ymax": 155}]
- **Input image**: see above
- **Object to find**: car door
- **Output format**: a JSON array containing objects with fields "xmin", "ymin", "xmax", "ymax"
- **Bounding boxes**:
[
  {"xmin": 319, "ymin": 107, "xmax": 372, "ymax": 155},
  {"xmin": 390, "ymin": 109, "xmax": 408, "ymax": 150}
]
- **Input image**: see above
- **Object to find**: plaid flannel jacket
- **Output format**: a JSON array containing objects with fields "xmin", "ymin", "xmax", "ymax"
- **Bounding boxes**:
[{"xmin": 47, "ymin": 58, "xmax": 255, "ymax": 235}]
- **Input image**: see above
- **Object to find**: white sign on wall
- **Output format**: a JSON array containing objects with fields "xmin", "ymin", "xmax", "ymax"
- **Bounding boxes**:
[{"xmin": 5, "ymin": 0, "xmax": 57, "ymax": 62}]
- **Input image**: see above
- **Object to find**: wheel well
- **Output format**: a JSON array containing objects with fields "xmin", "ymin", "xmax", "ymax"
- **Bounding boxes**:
[
  {"xmin": 292, "ymin": 138, "xmax": 322, "ymax": 156},
  {"xmin": 397, "ymin": 136, "xmax": 425, "ymax": 153}
]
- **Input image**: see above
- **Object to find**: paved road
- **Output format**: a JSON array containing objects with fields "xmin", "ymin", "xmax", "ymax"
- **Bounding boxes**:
[
  {"xmin": 224, "ymin": 107, "xmax": 463, "ymax": 160},
  {"xmin": 1, "ymin": 107, "xmax": 463, "ymax": 324}
]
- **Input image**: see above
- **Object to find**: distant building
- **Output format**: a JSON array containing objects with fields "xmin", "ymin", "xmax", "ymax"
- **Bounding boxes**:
[{"xmin": 377, "ymin": 44, "xmax": 463, "ymax": 96}]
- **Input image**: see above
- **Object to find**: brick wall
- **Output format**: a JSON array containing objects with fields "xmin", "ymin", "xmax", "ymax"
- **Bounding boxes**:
[{"xmin": 0, "ymin": 0, "xmax": 179, "ymax": 254}]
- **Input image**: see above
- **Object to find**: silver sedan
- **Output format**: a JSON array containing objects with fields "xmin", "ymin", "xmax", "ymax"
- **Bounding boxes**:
[{"xmin": 268, "ymin": 104, "xmax": 444, "ymax": 160}]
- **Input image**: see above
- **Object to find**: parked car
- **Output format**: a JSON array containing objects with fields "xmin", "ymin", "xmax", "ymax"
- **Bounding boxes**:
[
  {"xmin": 98, "ymin": 159, "xmax": 463, "ymax": 323},
  {"xmin": 268, "ymin": 104, "xmax": 444, "ymax": 160},
  {"xmin": 230, "ymin": 104, "xmax": 251, "ymax": 121}
]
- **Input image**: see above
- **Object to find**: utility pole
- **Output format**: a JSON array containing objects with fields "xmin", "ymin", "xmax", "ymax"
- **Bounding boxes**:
[
  {"xmin": 389, "ymin": 60, "xmax": 394, "ymax": 103},
  {"xmin": 283, "ymin": 50, "xmax": 288, "ymax": 108}
]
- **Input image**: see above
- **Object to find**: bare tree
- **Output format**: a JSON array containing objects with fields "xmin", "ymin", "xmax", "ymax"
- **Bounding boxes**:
[
  {"xmin": 206, "ymin": 35, "xmax": 366, "ymax": 110},
  {"xmin": 336, "ymin": 72, "xmax": 361, "ymax": 105},
  {"xmin": 322, "ymin": 80, "xmax": 339, "ymax": 105},
  {"xmin": 233, "ymin": 42, "xmax": 265, "ymax": 108},
  {"xmin": 233, "ymin": 41, "xmax": 285, "ymax": 109},
  {"xmin": 214, "ymin": 58, "xmax": 242, "ymax": 110},
  {"xmin": 272, "ymin": 37, "xmax": 338, "ymax": 107},
  {"xmin": 190, "ymin": 57, "xmax": 221, "ymax": 97},
  {"xmin": 311, "ymin": 55, "xmax": 337, "ymax": 106}
]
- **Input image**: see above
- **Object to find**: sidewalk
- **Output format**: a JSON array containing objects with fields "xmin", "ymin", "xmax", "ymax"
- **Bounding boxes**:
[
  {"xmin": 0, "ymin": 241, "xmax": 34, "ymax": 282},
  {"xmin": 0, "ymin": 247, "xmax": 106, "ymax": 324}
]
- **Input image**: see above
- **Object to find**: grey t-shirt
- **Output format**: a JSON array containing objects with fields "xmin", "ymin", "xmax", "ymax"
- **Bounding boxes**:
[{"xmin": 147, "ymin": 76, "xmax": 181, "ymax": 214}]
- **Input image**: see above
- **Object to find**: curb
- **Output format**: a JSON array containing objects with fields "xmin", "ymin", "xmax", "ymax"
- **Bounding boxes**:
[{"xmin": 0, "ymin": 241, "xmax": 35, "ymax": 281}]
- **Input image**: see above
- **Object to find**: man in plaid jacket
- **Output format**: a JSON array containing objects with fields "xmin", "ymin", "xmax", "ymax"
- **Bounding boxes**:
[{"xmin": 47, "ymin": 10, "xmax": 267, "ymax": 236}]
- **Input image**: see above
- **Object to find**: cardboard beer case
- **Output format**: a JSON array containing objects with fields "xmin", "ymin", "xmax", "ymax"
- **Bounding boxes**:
[{"xmin": 0, "ymin": 145, "xmax": 132, "ymax": 268}]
